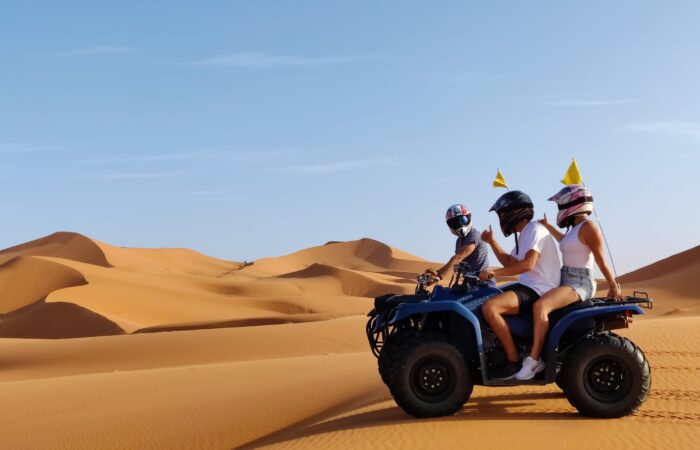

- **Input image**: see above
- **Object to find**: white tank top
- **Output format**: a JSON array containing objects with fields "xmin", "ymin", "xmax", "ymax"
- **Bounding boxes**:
[{"xmin": 559, "ymin": 221, "xmax": 594, "ymax": 270}]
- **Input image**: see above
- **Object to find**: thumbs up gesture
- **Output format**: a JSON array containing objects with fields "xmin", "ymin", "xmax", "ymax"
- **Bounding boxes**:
[{"xmin": 481, "ymin": 225, "xmax": 494, "ymax": 245}]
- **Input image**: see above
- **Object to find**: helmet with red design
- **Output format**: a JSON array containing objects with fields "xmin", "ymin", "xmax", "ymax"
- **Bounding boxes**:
[
  {"xmin": 548, "ymin": 184, "xmax": 594, "ymax": 228},
  {"xmin": 445, "ymin": 204, "xmax": 472, "ymax": 237}
]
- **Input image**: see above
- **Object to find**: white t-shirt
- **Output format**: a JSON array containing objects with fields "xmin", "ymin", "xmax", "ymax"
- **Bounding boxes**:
[{"xmin": 510, "ymin": 221, "xmax": 561, "ymax": 295}]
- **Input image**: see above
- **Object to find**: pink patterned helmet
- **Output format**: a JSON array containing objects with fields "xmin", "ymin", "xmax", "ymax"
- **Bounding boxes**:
[
  {"xmin": 445, "ymin": 204, "xmax": 473, "ymax": 237},
  {"xmin": 548, "ymin": 184, "xmax": 594, "ymax": 228}
]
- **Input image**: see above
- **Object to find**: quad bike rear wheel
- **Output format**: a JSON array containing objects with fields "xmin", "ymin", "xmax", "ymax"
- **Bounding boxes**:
[
  {"xmin": 387, "ymin": 335, "xmax": 473, "ymax": 418},
  {"xmin": 555, "ymin": 369, "xmax": 566, "ymax": 393},
  {"xmin": 562, "ymin": 332, "xmax": 651, "ymax": 418}
]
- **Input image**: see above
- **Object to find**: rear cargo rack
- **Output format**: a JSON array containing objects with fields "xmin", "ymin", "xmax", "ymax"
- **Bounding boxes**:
[{"xmin": 592, "ymin": 292, "xmax": 653, "ymax": 310}]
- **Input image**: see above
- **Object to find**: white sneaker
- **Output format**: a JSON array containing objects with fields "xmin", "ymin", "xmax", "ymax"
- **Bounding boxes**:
[{"xmin": 514, "ymin": 356, "xmax": 545, "ymax": 380}]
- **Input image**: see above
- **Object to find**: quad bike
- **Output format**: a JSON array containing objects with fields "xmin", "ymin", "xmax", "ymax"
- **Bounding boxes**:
[{"xmin": 367, "ymin": 262, "xmax": 652, "ymax": 418}]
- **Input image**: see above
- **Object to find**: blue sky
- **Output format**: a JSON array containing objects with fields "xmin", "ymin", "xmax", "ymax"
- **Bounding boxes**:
[{"xmin": 1, "ymin": 1, "xmax": 698, "ymax": 274}]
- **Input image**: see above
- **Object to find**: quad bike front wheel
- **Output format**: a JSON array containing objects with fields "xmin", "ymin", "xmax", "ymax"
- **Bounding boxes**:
[
  {"xmin": 387, "ymin": 335, "xmax": 473, "ymax": 418},
  {"xmin": 562, "ymin": 332, "xmax": 651, "ymax": 418},
  {"xmin": 378, "ymin": 329, "xmax": 415, "ymax": 385}
]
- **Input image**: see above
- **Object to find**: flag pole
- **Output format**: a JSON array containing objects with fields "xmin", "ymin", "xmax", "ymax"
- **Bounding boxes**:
[
  {"xmin": 568, "ymin": 157, "xmax": 618, "ymax": 279},
  {"xmin": 589, "ymin": 193, "xmax": 619, "ymax": 279}
]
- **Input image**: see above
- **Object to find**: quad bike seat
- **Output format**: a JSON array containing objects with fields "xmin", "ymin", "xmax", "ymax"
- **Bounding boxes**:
[
  {"xmin": 502, "ymin": 299, "xmax": 596, "ymax": 341},
  {"xmin": 549, "ymin": 299, "xmax": 595, "ymax": 327}
]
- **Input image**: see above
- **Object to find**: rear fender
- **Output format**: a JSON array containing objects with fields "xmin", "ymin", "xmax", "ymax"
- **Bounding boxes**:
[
  {"xmin": 547, "ymin": 304, "xmax": 645, "ymax": 349},
  {"xmin": 544, "ymin": 304, "xmax": 645, "ymax": 382}
]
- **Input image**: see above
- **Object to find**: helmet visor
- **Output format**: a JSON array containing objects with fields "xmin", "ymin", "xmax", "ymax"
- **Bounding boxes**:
[{"xmin": 447, "ymin": 215, "xmax": 471, "ymax": 231}]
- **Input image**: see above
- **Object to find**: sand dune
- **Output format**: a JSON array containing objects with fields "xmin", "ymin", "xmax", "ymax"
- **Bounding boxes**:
[
  {"xmin": 95, "ymin": 239, "xmax": 241, "ymax": 275},
  {"xmin": 0, "ymin": 233, "xmax": 423, "ymax": 336},
  {"xmin": 0, "ymin": 233, "xmax": 698, "ymax": 448},
  {"xmin": 0, "ymin": 301, "xmax": 125, "ymax": 339},
  {"xmin": 246, "ymin": 238, "xmax": 431, "ymax": 277},
  {"xmin": 0, "ymin": 255, "xmax": 87, "ymax": 314},
  {"xmin": 0, "ymin": 231, "xmax": 112, "ymax": 267},
  {"xmin": 616, "ymin": 245, "xmax": 700, "ymax": 316},
  {"xmin": 620, "ymin": 245, "xmax": 699, "ymax": 284}
]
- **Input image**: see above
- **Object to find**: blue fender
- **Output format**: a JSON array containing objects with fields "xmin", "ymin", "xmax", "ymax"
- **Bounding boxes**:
[
  {"xmin": 547, "ymin": 304, "xmax": 645, "ymax": 350},
  {"xmin": 386, "ymin": 300, "xmax": 484, "ymax": 353}
]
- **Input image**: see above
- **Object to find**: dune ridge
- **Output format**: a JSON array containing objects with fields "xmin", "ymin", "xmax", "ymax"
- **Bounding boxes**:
[
  {"xmin": 0, "ymin": 231, "xmax": 111, "ymax": 267},
  {"xmin": 0, "ymin": 233, "xmax": 698, "ymax": 449},
  {"xmin": 619, "ymin": 245, "xmax": 699, "ymax": 284},
  {"xmin": 615, "ymin": 245, "xmax": 700, "ymax": 315},
  {"xmin": 0, "ymin": 233, "xmax": 430, "ymax": 338},
  {"xmin": 0, "ymin": 255, "xmax": 87, "ymax": 314}
]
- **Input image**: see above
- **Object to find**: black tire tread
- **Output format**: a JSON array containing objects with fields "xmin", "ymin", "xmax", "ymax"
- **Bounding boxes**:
[
  {"xmin": 386, "ymin": 334, "xmax": 473, "ymax": 418},
  {"xmin": 378, "ymin": 330, "xmax": 415, "ymax": 385},
  {"xmin": 562, "ymin": 332, "xmax": 651, "ymax": 418}
]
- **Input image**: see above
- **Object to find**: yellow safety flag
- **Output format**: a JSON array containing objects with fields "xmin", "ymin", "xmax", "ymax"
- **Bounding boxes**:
[
  {"xmin": 492, "ymin": 169, "xmax": 508, "ymax": 189},
  {"xmin": 561, "ymin": 158, "xmax": 583, "ymax": 185}
]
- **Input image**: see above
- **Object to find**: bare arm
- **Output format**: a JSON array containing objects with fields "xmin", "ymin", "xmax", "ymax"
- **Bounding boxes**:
[
  {"xmin": 481, "ymin": 225, "xmax": 518, "ymax": 267},
  {"xmin": 538, "ymin": 213, "xmax": 564, "ymax": 242},
  {"xmin": 479, "ymin": 249, "xmax": 540, "ymax": 280},
  {"xmin": 435, "ymin": 243, "xmax": 476, "ymax": 280},
  {"xmin": 581, "ymin": 221, "xmax": 622, "ymax": 299},
  {"xmin": 493, "ymin": 250, "xmax": 540, "ymax": 276}
]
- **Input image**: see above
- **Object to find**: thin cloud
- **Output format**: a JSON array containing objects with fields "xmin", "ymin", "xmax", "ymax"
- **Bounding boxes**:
[
  {"xmin": 423, "ymin": 71, "xmax": 477, "ymax": 83},
  {"xmin": 535, "ymin": 79, "xmax": 583, "ymax": 87},
  {"xmin": 185, "ymin": 51, "xmax": 370, "ymax": 68},
  {"xmin": 548, "ymin": 99, "xmax": 638, "ymax": 106},
  {"xmin": 0, "ymin": 142, "xmax": 59, "ymax": 154},
  {"xmin": 270, "ymin": 157, "xmax": 400, "ymax": 174},
  {"xmin": 622, "ymin": 121, "xmax": 700, "ymax": 140},
  {"xmin": 422, "ymin": 70, "xmax": 507, "ymax": 84},
  {"xmin": 56, "ymin": 46, "xmax": 137, "ymax": 57},
  {"xmin": 169, "ymin": 190, "xmax": 249, "ymax": 203},
  {"xmin": 520, "ymin": 93, "xmax": 638, "ymax": 106},
  {"xmin": 76, "ymin": 149, "xmax": 280, "ymax": 165},
  {"xmin": 62, "ymin": 171, "xmax": 190, "ymax": 181}
]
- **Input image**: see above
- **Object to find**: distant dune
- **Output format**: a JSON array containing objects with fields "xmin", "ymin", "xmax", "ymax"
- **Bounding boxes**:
[
  {"xmin": 616, "ymin": 245, "xmax": 700, "ymax": 315},
  {"xmin": 0, "ymin": 232, "xmax": 433, "ymax": 338},
  {"xmin": 0, "ymin": 231, "xmax": 112, "ymax": 267},
  {"xmin": 0, "ymin": 233, "xmax": 698, "ymax": 449}
]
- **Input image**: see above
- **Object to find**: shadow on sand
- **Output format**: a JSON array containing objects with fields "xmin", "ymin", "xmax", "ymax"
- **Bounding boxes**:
[{"xmin": 237, "ymin": 390, "xmax": 576, "ymax": 449}]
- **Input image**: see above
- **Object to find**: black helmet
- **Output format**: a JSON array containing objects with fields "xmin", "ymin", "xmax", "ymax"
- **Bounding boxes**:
[{"xmin": 489, "ymin": 190, "xmax": 534, "ymax": 237}]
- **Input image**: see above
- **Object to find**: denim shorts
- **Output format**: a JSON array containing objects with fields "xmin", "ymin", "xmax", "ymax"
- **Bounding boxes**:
[{"xmin": 560, "ymin": 266, "xmax": 596, "ymax": 301}]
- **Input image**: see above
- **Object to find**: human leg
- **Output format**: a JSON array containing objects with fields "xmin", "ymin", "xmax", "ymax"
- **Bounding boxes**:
[
  {"xmin": 481, "ymin": 291, "xmax": 520, "ymax": 362},
  {"xmin": 515, "ymin": 286, "xmax": 580, "ymax": 380},
  {"xmin": 530, "ymin": 287, "xmax": 581, "ymax": 360},
  {"xmin": 515, "ymin": 286, "xmax": 581, "ymax": 381}
]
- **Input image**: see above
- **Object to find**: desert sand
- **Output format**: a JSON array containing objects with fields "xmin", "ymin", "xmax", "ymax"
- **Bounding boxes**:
[{"xmin": 0, "ymin": 232, "xmax": 698, "ymax": 449}]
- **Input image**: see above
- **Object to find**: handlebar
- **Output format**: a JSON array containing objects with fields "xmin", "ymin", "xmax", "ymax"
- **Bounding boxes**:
[
  {"xmin": 416, "ymin": 273, "xmax": 432, "ymax": 284},
  {"xmin": 418, "ymin": 262, "xmax": 493, "ymax": 294},
  {"xmin": 461, "ymin": 273, "xmax": 482, "ymax": 283}
]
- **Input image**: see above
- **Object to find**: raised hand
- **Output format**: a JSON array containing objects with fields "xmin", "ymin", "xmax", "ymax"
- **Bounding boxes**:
[
  {"xmin": 539, "ymin": 213, "xmax": 550, "ymax": 227},
  {"xmin": 481, "ymin": 225, "xmax": 494, "ymax": 244}
]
